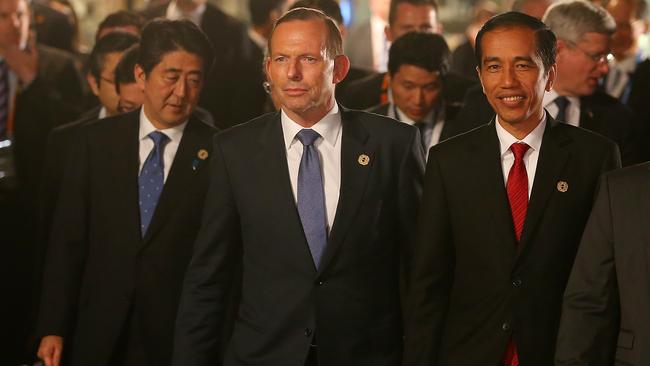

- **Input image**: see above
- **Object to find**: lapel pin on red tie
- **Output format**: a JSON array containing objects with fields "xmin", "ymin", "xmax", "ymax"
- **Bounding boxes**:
[
  {"xmin": 358, "ymin": 154, "xmax": 370, "ymax": 166},
  {"xmin": 556, "ymin": 180, "xmax": 569, "ymax": 193}
]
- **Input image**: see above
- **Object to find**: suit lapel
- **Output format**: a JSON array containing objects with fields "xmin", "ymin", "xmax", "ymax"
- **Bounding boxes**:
[
  {"xmin": 517, "ymin": 117, "xmax": 571, "ymax": 258},
  {"xmin": 474, "ymin": 123, "xmax": 518, "ymax": 261},
  {"xmin": 255, "ymin": 113, "xmax": 318, "ymax": 271},
  {"xmin": 105, "ymin": 112, "xmax": 141, "ymax": 247},
  {"xmin": 141, "ymin": 117, "xmax": 209, "ymax": 246},
  {"xmin": 319, "ymin": 108, "xmax": 373, "ymax": 274}
]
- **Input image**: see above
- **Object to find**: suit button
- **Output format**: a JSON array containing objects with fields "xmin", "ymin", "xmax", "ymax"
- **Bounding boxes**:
[
  {"xmin": 512, "ymin": 279, "xmax": 522, "ymax": 288},
  {"xmin": 317, "ymin": 280, "xmax": 324, "ymax": 286},
  {"xmin": 304, "ymin": 328, "xmax": 313, "ymax": 337},
  {"xmin": 502, "ymin": 322, "xmax": 511, "ymax": 331}
]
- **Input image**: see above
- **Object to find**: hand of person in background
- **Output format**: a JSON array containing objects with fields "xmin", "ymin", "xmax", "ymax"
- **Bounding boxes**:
[{"xmin": 37, "ymin": 335, "xmax": 63, "ymax": 366}]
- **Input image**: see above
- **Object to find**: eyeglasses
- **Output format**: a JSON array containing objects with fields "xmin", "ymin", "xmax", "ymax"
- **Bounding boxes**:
[{"xmin": 568, "ymin": 42, "xmax": 614, "ymax": 65}]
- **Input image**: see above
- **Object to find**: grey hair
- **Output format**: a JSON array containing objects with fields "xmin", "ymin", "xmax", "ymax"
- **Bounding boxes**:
[{"xmin": 542, "ymin": 0, "xmax": 615, "ymax": 44}]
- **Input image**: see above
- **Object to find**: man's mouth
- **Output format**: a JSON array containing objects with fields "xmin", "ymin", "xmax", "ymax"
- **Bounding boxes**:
[{"xmin": 498, "ymin": 95, "xmax": 525, "ymax": 106}]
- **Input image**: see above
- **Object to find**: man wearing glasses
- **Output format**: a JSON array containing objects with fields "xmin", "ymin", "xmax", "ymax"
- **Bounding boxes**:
[{"xmin": 542, "ymin": 0, "xmax": 647, "ymax": 165}]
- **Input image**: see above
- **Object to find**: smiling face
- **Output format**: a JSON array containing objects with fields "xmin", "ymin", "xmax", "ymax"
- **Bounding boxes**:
[
  {"xmin": 136, "ymin": 50, "xmax": 204, "ymax": 129},
  {"xmin": 390, "ymin": 64, "xmax": 442, "ymax": 121},
  {"xmin": 478, "ymin": 25, "xmax": 555, "ymax": 138},
  {"xmin": 266, "ymin": 18, "xmax": 348, "ymax": 126}
]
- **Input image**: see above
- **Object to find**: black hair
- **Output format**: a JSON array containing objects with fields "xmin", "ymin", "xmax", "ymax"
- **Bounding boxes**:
[
  {"xmin": 290, "ymin": 0, "xmax": 344, "ymax": 25},
  {"xmin": 475, "ymin": 11, "xmax": 557, "ymax": 74},
  {"xmin": 388, "ymin": 0, "xmax": 438, "ymax": 25},
  {"xmin": 137, "ymin": 19, "xmax": 215, "ymax": 78},
  {"xmin": 388, "ymin": 32, "xmax": 450, "ymax": 78},
  {"xmin": 96, "ymin": 11, "xmax": 145, "ymax": 40},
  {"xmin": 87, "ymin": 32, "xmax": 140, "ymax": 85},
  {"xmin": 114, "ymin": 45, "xmax": 139, "ymax": 94},
  {"xmin": 249, "ymin": 0, "xmax": 287, "ymax": 26}
]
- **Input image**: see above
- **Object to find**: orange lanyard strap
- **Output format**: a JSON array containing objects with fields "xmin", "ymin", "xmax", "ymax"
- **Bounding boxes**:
[{"xmin": 380, "ymin": 73, "xmax": 391, "ymax": 105}]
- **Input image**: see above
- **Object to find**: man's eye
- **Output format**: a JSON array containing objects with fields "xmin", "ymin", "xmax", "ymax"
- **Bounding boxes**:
[
  {"xmin": 274, "ymin": 56, "xmax": 287, "ymax": 63},
  {"xmin": 515, "ymin": 63, "xmax": 531, "ymax": 70},
  {"xmin": 302, "ymin": 56, "xmax": 317, "ymax": 63},
  {"xmin": 486, "ymin": 64, "xmax": 500, "ymax": 72}
]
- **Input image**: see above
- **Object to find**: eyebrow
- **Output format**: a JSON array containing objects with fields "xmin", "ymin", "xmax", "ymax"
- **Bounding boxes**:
[
  {"xmin": 482, "ymin": 56, "xmax": 535, "ymax": 64},
  {"xmin": 163, "ymin": 68, "xmax": 203, "ymax": 75}
]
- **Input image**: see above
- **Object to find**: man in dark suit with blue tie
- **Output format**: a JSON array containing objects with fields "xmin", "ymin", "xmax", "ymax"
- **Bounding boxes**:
[
  {"xmin": 35, "ymin": 19, "xmax": 217, "ymax": 366},
  {"xmin": 172, "ymin": 7, "xmax": 425, "ymax": 366}
]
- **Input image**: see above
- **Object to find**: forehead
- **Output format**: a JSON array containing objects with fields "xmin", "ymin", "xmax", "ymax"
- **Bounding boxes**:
[
  {"xmin": 394, "ymin": 64, "xmax": 440, "ymax": 82},
  {"xmin": 0, "ymin": 0, "xmax": 26, "ymax": 13},
  {"xmin": 270, "ymin": 19, "xmax": 328, "ymax": 53},
  {"xmin": 480, "ymin": 25, "xmax": 539, "ymax": 60},
  {"xmin": 152, "ymin": 49, "xmax": 204, "ymax": 72},
  {"xmin": 394, "ymin": 3, "xmax": 436, "ymax": 23},
  {"xmin": 576, "ymin": 32, "xmax": 610, "ymax": 51}
]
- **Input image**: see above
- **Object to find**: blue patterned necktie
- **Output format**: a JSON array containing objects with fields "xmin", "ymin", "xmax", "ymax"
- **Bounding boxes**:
[
  {"xmin": 554, "ymin": 96, "xmax": 569, "ymax": 123},
  {"xmin": 296, "ymin": 129, "xmax": 328, "ymax": 268},
  {"xmin": 0, "ymin": 60, "xmax": 9, "ymax": 139},
  {"xmin": 139, "ymin": 131, "xmax": 169, "ymax": 237}
]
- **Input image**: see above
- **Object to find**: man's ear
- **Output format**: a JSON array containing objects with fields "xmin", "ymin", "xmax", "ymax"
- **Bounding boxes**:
[
  {"xmin": 545, "ymin": 63, "xmax": 557, "ymax": 92},
  {"xmin": 332, "ymin": 55, "xmax": 350, "ymax": 84},
  {"xmin": 86, "ymin": 72, "xmax": 100, "ymax": 96},
  {"xmin": 134, "ymin": 64, "xmax": 146, "ymax": 91}
]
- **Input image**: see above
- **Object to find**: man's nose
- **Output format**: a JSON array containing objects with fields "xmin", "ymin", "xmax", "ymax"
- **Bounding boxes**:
[{"xmin": 287, "ymin": 59, "xmax": 302, "ymax": 81}]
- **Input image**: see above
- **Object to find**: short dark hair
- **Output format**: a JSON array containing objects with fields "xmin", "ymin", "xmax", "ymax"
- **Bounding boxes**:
[
  {"xmin": 249, "ymin": 0, "xmax": 287, "ymax": 26},
  {"xmin": 114, "ymin": 45, "xmax": 139, "ymax": 94},
  {"xmin": 388, "ymin": 32, "xmax": 450, "ymax": 78},
  {"xmin": 290, "ymin": 0, "xmax": 344, "ymax": 26},
  {"xmin": 87, "ymin": 31, "xmax": 140, "ymax": 85},
  {"xmin": 475, "ymin": 11, "xmax": 557, "ymax": 74},
  {"xmin": 388, "ymin": 0, "xmax": 438, "ymax": 25},
  {"xmin": 268, "ymin": 7, "xmax": 343, "ymax": 60},
  {"xmin": 137, "ymin": 19, "xmax": 215, "ymax": 77},
  {"xmin": 96, "ymin": 11, "xmax": 145, "ymax": 40}
]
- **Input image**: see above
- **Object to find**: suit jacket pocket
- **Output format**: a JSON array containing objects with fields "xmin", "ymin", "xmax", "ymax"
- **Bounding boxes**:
[{"xmin": 617, "ymin": 329, "xmax": 634, "ymax": 350}]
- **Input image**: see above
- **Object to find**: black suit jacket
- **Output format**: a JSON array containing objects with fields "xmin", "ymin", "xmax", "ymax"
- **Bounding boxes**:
[
  {"xmin": 337, "ymin": 71, "xmax": 476, "ymax": 111},
  {"xmin": 36, "ymin": 110, "xmax": 217, "ymax": 366},
  {"xmin": 173, "ymin": 107, "xmax": 425, "ymax": 366},
  {"xmin": 142, "ymin": 2, "xmax": 249, "ymax": 129},
  {"xmin": 556, "ymin": 162, "xmax": 650, "ymax": 366},
  {"xmin": 451, "ymin": 86, "xmax": 646, "ymax": 165},
  {"xmin": 403, "ymin": 117, "xmax": 621, "ymax": 366}
]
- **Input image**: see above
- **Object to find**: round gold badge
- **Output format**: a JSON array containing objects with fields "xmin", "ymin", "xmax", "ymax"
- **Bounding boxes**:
[
  {"xmin": 358, "ymin": 154, "xmax": 370, "ymax": 166},
  {"xmin": 197, "ymin": 149, "xmax": 209, "ymax": 160},
  {"xmin": 556, "ymin": 181, "xmax": 569, "ymax": 193}
]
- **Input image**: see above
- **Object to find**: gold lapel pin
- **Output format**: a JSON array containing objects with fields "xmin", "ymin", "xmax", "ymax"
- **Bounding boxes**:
[
  {"xmin": 358, "ymin": 154, "xmax": 370, "ymax": 166},
  {"xmin": 197, "ymin": 149, "xmax": 209, "ymax": 160},
  {"xmin": 556, "ymin": 180, "xmax": 569, "ymax": 193}
]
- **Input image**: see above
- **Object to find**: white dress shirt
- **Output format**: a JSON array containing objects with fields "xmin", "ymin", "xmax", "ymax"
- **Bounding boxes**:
[
  {"xmin": 166, "ymin": 0, "xmax": 206, "ymax": 26},
  {"xmin": 543, "ymin": 90, "xmax": 580, "ymax": 127},
  {"xmin": 138, "ymin": 107, "xmax": 187, "ymax": 182},
  {"xmin": 495, "ymin": 112, "xmax": 546, "ymax": 198},
  {"xmin": 281, "ymin": 104, "xmax": 342, "ymax": 233}
]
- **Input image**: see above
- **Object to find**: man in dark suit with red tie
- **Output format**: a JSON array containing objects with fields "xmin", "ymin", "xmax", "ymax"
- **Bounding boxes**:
[
  {"xmin": 402, "ymin": 12, "xmax": 621, "ymax": 366},
  {"xmin": 35, "ymin": 19, "xmax": 217, "ymax": 366},
  {"xmin": 172, "ymin": 7, "xmax": 424, "ymax": 366}
]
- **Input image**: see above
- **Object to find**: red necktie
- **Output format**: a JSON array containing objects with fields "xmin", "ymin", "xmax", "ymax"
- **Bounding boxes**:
[
  {"xmin": 503, "ymin": 142, "xmax": 530, "ymax": 366},
  {"xmin": 507, "ymin": 143, "xmax": 530, "ymax": 242}
]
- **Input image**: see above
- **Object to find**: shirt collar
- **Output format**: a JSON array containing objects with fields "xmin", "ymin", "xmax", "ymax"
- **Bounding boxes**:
[
  {"xmin": 139, "ymin": 107, "xmax": 188, "ymax": 144},
  {"xmin": 394, "ymin": 104, "xmax": 436, "ymax": 126},
  {"xmin": 98, "ymin": 107, "xmax": 108, "ymax": 119},
  {"xmin": 281, "ymin": 103, "xmax": 342, "ymax": 150},
  {"xmin": 495, "ymin": 111, "xmax": 546, "ymax": 158},
  {"xmin": 543, "ymin": 89, "xmax": 579, "ymax": 110}
]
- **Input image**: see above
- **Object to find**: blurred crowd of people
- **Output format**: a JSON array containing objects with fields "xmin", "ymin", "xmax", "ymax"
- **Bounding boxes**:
[{"xmin": 1, "ymin": 0, "xmax": 649, "ymax": 365}]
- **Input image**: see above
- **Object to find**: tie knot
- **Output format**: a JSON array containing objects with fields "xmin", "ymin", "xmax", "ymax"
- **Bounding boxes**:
[
  {"xmin": 296, "ymin": 129, "xmax": 320, "ymax": 146},
  {"xmin": 554, "ymin": 96, "xmax": 569, "ymax": 110},
  {"xmin": 148, "ymin": 131, "xmax": 169, "ymax": 147},
  {"xmin": 510, "ymin": 143, "xmax": 530, "ymax": 160}
]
